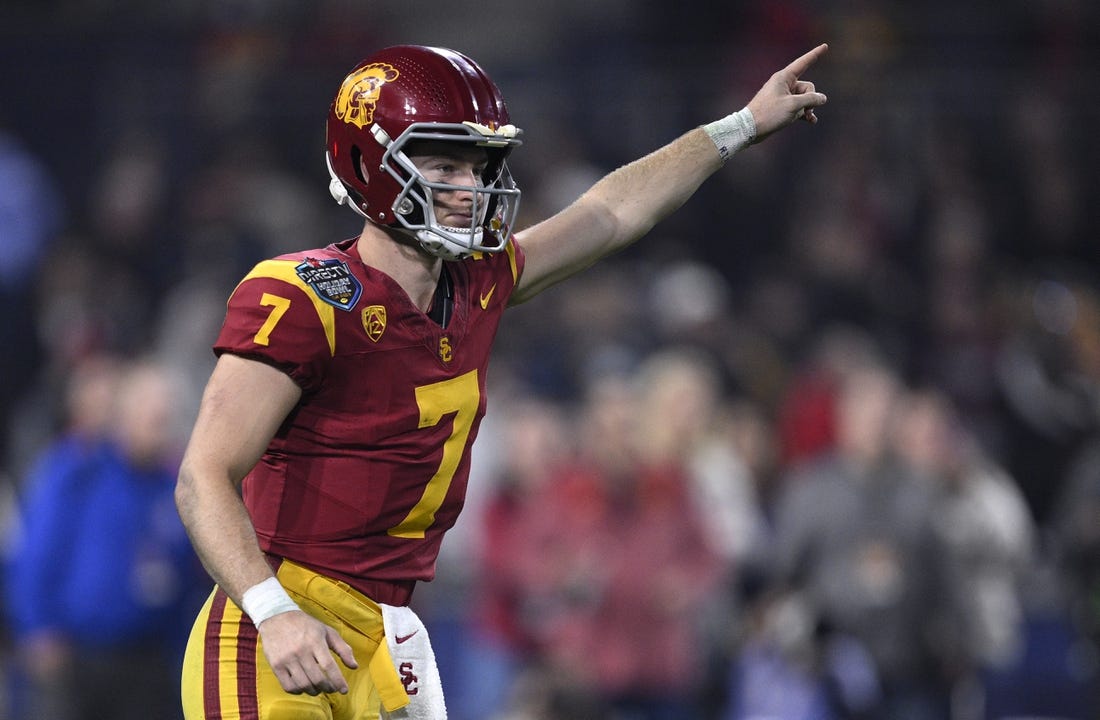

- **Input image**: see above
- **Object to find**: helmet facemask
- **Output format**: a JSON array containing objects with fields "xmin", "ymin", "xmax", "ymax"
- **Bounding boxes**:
[{"xmin": 364, "ymin": 121, "xmax": 521, "ymax": 260}]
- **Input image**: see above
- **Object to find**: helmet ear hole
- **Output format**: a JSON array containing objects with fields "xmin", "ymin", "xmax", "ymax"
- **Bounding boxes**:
[{"xmin": 351, "ymin": 146, "xmax": 367, "ymax": 184}]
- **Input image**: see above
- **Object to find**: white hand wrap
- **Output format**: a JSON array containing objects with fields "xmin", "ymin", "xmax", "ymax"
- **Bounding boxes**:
[
  {"xmin": 240, "ymin": 577, "xmax": 300, "ymax": 626},
  {"xmin": 702, "ymin": 107, "xmax": 756, "ymax": 162}
]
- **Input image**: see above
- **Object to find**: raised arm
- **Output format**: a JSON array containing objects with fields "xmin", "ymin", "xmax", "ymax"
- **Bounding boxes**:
[
  {"xmin": 175, "ymin": 353, "xmax": 357, "ymax": 695},
  {"xmin": 511, "ymin": 44, "xmax": 828, "ymax": 304}
]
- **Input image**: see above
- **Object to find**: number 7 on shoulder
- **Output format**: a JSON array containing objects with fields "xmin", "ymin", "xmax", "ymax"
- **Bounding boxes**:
[{"xmin": 254, "ymin": 293, "xmax": 291, "ymax": 346}]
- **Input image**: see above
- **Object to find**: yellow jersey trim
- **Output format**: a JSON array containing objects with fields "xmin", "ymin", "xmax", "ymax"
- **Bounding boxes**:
[
  {"xmin": 504, "ymin": 238, "xmax": 518, "ymax": 285},
  {"xmin": 239, "ymin": 260, "xmax": 337, "ymax": 356}
]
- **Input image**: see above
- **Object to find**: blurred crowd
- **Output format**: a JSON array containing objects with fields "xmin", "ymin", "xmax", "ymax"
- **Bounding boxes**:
[{"xmin": 1, "ymin": 1, "xmax": 1098, "ymax": 718}]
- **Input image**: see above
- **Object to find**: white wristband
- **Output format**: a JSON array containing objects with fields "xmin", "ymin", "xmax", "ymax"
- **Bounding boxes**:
[
  {"xmin": 702, "ymin": 107, "xmax": 756, "ymax": 162},
  {"xmin": 240, "ymin": 577, "xmax": 300, "ymax": 626}
]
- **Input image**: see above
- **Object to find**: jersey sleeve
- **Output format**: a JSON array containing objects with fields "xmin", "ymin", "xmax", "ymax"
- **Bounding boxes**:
[{"xmin": 214, "ymin": 259, "xmax": 335, "ymax": 393}]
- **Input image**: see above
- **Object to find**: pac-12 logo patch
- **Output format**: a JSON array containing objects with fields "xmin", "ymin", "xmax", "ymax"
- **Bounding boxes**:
[
  {"xmin": 295, "ymin": 257, "xmax": 362, "ymax": 311},
  {"xmin": 362, "ymin": 305, "xmax": 386, "ymax": 342}
]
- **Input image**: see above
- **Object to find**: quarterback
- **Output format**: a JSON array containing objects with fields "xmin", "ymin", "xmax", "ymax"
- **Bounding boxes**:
[{"xmin": 175, "ymin": 43, "xmax": 828, "ymax": 719}]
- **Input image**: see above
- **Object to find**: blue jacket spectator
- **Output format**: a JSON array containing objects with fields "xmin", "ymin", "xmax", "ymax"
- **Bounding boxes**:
[
  {"xmin": 8, "ymin": 439, "xmax": 194, "ymax": 647},
  {"xmin": 4, "ymin": 358, "xmax": 204, "ymax": 720}
]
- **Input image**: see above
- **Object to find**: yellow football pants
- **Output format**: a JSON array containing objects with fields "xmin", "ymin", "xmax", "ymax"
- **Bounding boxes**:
[{"xmin": 181, "ymin": 560, "xmax": 408, "ymax": 719}]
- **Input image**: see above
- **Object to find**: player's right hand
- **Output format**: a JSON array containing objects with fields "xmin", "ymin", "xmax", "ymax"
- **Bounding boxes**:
[
  {"xmin": 746, "ymin": 43, "xmax": 829, "ymax": 143},
  {"xmin": 256, "ymin": 610, "xmax": 359, "ymax": 695}
]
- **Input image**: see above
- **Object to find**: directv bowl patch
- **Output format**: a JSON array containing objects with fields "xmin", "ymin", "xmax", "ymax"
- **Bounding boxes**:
[{"xmin": 295, "ymin": 257, "xmax": 362, "ymax": 310}]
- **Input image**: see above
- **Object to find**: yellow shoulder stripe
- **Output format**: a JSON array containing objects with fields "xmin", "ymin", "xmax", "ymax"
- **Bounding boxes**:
[
  {"xmin": 465, "ymin": 239, "xmax": 518, "ymax": 284},
  {"xmin": 504, "ymin": 237, "xmax": 518, "ymax": 285},
  {"xmin": 238, "ymin": 260, "xmax": 337, "ymax": 356}
]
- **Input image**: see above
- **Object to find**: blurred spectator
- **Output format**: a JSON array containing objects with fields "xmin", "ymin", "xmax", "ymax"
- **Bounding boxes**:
[
  {"xmin": 994, "ymin": 275, "xmax": 1100, "ymax": 526},
  {"xmin": 635, "ymin": 348, "xmax": 767, "ymax": 570},
  {"xmin": 0, "ymin": 129, "xmax": 64, "ymax": 475},
  {"xmin": 723, "ymin": 589, "xmax": 836, "ymax": 720},
  {"xmin": 5, "ymin": 358, "xmax": 205, "ymax": 720},
  {"xmin": 501, "ymin": 357, "xmax": 726, "ymax": 720},
  {"xmin": 891, "ymin": 387, "xmax": 1037, "ymax": 719},
  {"xmin": 1049, "ymin": 282, "xmax": 1100, "ymax": 713},
  {"xmin": 764, "ymin": 362, "xmax": 954, "ymax": 720},
  {"xmin": 1053, "ymin": 435, "xmax": 1100, "ymax": 715},
  {"xmin": 447, "ymin": 397, "xmax": 573, "ymax": 720},
  {"xmin": 0, "ymin": 130, "xmax": 61, "ymax": 292},
  {"xmin": 635, "ymin": 349, "xmax": 770, "ymax": 716},
  {"xmin": 8, "ymin": 354, "xmax": 123, "ymax": 486},
  {"xmin": 775, "ymin": 325, "xmax": 883, "ymax": 469},
  {"xmin": 0, "ymin": 353, "xmax": 123, "ymax": 717}
]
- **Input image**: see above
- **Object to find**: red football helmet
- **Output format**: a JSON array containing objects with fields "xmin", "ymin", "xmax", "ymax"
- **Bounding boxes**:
[{"xmin": 325, "ymin": 45, "xmax": 522, "ymax": 260}]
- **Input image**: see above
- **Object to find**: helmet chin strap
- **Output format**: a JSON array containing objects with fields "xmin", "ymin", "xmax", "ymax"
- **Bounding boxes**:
[
  {"xmin": 414, "ymin": 226, "xmax": 484, "ymax": 261},
  {"xmin": 375, "ymin": 220, "xmax": 479, "ymax": 262}
]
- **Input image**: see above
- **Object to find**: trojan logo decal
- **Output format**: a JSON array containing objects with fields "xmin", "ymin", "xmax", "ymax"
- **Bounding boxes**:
[
  {"xmin": 334, "ymin": 63, "xmax": 400, "ymax": 129},
  {"xmin": 295, "ymin": 257, "xmax": 362, "ymax": 310},
  {"xmin": 362, "ymin": 305, "xmax": 387, "ymax": 342}
]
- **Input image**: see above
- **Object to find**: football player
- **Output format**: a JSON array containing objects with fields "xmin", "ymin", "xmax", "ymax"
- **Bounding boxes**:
[{"xmin": 176, "ymin": 42, "xmax": 827, "ymax": 719}]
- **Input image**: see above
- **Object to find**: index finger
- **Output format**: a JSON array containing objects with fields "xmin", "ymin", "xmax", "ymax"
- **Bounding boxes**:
[
  {"xmin": 326, "ymin": 625, "xmax": 359, "ymax": 669},
  {"xmin": 784, "ymin": 43, "xmax": 829, "ymax": 79},
  {"xmin": 315, "ymin": 651, "xmax": 350, "ymax": 694}
]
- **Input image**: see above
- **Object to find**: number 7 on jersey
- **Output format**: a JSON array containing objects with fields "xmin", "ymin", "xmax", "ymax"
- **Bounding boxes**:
[{"xmin": 388, "ymin": 369, "xmax": 480, "ymax": 538}]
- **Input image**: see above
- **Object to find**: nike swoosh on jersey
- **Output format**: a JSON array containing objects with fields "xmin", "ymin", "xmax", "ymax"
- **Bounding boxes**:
[
  {"xmin": 479, "ymin": 284, "xmax": 496, "ymax": 309},
  {"xmin": 395, "ymin": 631, "xmax": 419, "ymax": 644}
]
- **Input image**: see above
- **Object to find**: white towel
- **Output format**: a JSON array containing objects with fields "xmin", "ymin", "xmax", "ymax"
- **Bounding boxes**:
[{"xmin": 378, "ymin": 603, "xmax": 448, "ymax": 720}]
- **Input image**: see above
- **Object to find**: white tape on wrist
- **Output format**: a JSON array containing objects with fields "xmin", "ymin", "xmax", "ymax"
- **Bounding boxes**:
[
  {"xmin": 702, "ymin": 107, "xmax": 757, "ymax": 162},
  {"xmin": 240, "ymin": 577, "xmax": 300, "ymax": 626}
]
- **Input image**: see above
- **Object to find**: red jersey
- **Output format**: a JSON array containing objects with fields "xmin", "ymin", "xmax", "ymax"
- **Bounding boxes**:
[{"xmin": 214, "ymin": 237, "xmax": 524, "ymax": 604}]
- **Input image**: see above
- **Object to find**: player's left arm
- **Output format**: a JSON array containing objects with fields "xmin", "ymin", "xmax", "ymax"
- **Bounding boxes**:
[{"xmin": 511, "ymin": 43, "xmax": 828, "ymax": 305}]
